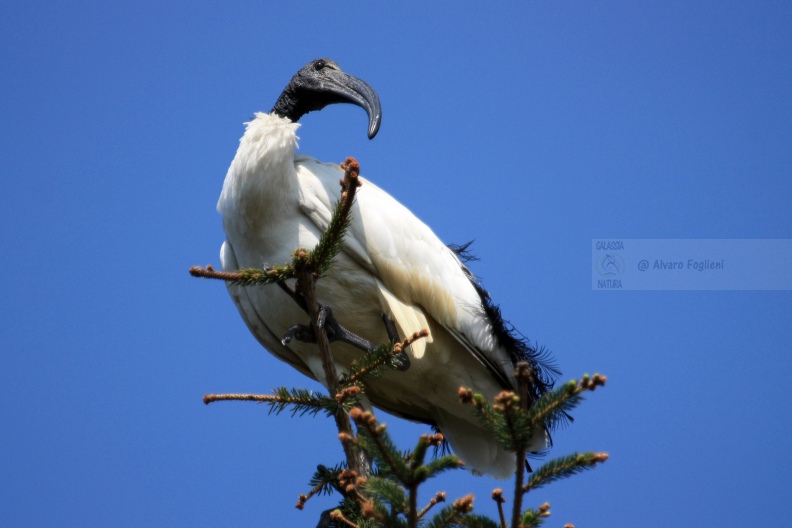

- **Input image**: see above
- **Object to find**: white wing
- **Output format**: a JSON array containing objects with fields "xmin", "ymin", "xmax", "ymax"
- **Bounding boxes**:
[{"xmin": 295, "ymin": 154, "xmax": 513, "ymax": 388}]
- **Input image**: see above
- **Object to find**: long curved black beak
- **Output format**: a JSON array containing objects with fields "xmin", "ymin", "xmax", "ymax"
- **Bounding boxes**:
[
  {"xmin": 271, "ymin": 60, "xmax": 383, "ymax": 140},
  {"xmin": 320, "ymin": 70, "xmax": 382, "ymax": 139}
]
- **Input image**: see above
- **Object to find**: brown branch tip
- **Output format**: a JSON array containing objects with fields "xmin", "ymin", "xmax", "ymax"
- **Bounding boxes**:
[
  {"xmin": 202, "ymin": 393, "xmax": 274, "ymax": 405},
  {"xmin": 417, "ymin": 491, "xmax": 447, "ymax": 520},
  {"xmin": 336, "ymin": 385, "xmax": 362, "ymax": 403},
  {"xmin": 349, "ymin": 407, "xmax": 378, "ymax": 429},
  {"xmin": 338, "ymin": 468, "xmax": 368, "ymax": 495},
  {"xmin": 580, "ymin": 373, "xmax": 607, "ymax": 390},
  {"xmin": 491, "ymin": 489, "xmax": 506, "ymax": 504},
  {"xmin": 393, "ymin": 329, "xmax": 431, "ymax": 354},
  {"xmin": 419, "ymin": 433, "xmax": 445, "ymax": 448},
  {"xmin": 295, "ymin": 493, "xmax": 309, "ymax": 510},
  {"xmin": 189, "ymin": 265, "xmax": 242, "ymax": 281},
  {"xmin": 340, "ymin": 157, "xmax": 361, "ymax": 191},
  {"xmin": 452, "ymin": 494, "xmax": 474, "ymax": 514},
  {"xmin": 329, "ymin": 509, "xmax": 358, "ymax": 528}
]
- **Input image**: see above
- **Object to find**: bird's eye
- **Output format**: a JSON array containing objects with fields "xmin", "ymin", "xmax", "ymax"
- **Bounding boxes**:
[{"xmin": 313, "ymin": 60, "xmax": 326, "ymax": 71}]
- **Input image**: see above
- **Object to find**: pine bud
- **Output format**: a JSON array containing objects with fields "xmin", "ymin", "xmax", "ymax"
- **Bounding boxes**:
[
  {"xmin": 452, "ymin": 494, "xmax": 474, "ymax": 513},
  {"xmin": 338, "ymin": 432, "xmax": 356, "ymax": 445},
  {"xmin": 491, "ymin": 488, "xmax": 506, "ymax": 503}
]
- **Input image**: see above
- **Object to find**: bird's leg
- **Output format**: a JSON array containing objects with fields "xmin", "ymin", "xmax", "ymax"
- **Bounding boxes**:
[
  {"xmin": 320, "ymin": 306, "xmax": 378, "ymax": 352},
  {"xmin": 281, "ymin": 305, "xmax": 379, "ymax": 353},
  {"xmin": 382, "ymin": 313, "xmax": 400, "ymax": 342}
]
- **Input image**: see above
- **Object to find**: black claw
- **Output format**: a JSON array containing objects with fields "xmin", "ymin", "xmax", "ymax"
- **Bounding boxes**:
[
  {"xmin": 282, "ymin": 324, "xmax": 316, "ymax": 346},
  {"xmin": 281, "ymin": 326, "xmax": 297, "ymax": 346},
  {"xmin": 390, "ymin": 351, "xmax": 411, "ymax": 371}
]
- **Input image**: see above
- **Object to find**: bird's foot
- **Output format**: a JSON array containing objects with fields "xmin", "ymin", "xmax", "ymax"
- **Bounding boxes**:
[{"xmin": 281, "ymin": 324, "xmax": 316, "ymax": 346}]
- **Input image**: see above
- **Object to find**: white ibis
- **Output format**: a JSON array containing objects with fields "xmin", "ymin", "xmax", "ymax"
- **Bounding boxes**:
[{"xmin": 217, "ymin": 58, "xmax": 558, "ymax": 478}]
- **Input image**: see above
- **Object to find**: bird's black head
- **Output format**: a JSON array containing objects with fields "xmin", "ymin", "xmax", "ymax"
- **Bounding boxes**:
[{"xmin": 270, "ymin": 58, "xmax": 381, "ymax": 139}]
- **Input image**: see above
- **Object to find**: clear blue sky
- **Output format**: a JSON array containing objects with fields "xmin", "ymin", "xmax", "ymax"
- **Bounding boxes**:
[{"xmin": 2, "ymin": 2, "xmax": 791, "ymax": 526}]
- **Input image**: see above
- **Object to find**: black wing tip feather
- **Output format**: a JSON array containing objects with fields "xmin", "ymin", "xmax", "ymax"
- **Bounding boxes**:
[
  {"xmin": 476, "ymin": 284, "xmax": 559, "ymax": 398},
  {"xmin": 448, "ymin": 242, "xmax": 561, "ymax": 403},
  {"xmin": 447, "ymin": 241, "xmax": 480, "ymax": 264}
]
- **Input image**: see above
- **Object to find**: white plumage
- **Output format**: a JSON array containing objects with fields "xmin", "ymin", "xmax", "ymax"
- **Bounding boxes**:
[{"xmin": 216, "ymin": 61, "xmax": 552, "ymax": 478}]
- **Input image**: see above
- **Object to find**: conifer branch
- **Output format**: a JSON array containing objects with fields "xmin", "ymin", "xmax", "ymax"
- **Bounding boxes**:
[
  {"xmin": 409, "ymin": 433, "xmax": 445, "ymax": 472},
  {"xmin": 202, "ymin": 392, "xmax": 276, "ymax": 404},
  {"xmin": 351, "ymin": 408, "xmax": 412, "ymax": 484},
  {"xmin": 458, "ymin": 388, "xmax": 505, "ymax": 447},
  {"xmin": 342, "ymin": 330, "xmax": 429, "ymax": 386},
  {"xmin": 329, "ymin": 508, "xmax": 360, "ymax": 528},
  {"xmin": 526, "ymin": 374, "xmax": 607, "ymax": 431},
  {"xmin": 520, "ymin": 502, "xmax": 551, "ymax": 528},
  {"xmin": 361, "ymin": 476, "xmax": 407, "ymax": 513},
  {"xmin": 523, "ymin": 453, "xmax": 609, "ymax": 493},
  {"xmin": 423, "ymin": 455, "xmax": 464, "ymax": 478},
  {"xmin": 511, "ymin": 362, "xmax": 533, "ymax": 528},
  {"xmin": 296, "ymin": 480, "xmax": 326, "ymax": 510},
  {"xmin": 293, "ymin": 251, "xmax": 364, "ymax": 476},
  {"xmin": 409, "ymin": 436, "xmax": 431, "ymax": 474},
  {"xmin": 423, "ymin": 495, "xmax": 497, "ymax": 528},
  {"xmin": 337, "ymin": 468, "xmax": 370, "ymax": 506},
  {"xmin": 407, "ymin": 484, "xmax": 419, "ymax": 527},
  {"xmin": 341, "ymin": 343, "xmax": 395, "ymax": 385},
  {"xmin": 417, "ymin": 492, "xmax": 447, "ymax": 520},
  {"xmin": 310, "ymin": 157, "xmax": 361, "ymax": 276},
  {"xmin": 425, "ymin": 504, "xmax": 466, "ymax": 528},
  {"xmin": 202, "ymin": 388, "xmax": 342, "ymax": 417},
  {"xmin": 308, "ymin": 463, "xmax": 346, "ymax": 497},
  {"xmin": 189, "ymin": 264, "xmax": 295, "ymax": 285},
  {"xmin": 335, "ymin": 385, "xmax": 363, "ymax": 406},
  {"xmin": 289, "ymin": 158, "xmax": 367, "ymax": 478}
]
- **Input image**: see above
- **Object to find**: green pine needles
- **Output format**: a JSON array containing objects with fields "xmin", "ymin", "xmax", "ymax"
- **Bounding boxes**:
[{"xmin": 192, "ymin": 157, "xmax": 608, "ymax": 528}]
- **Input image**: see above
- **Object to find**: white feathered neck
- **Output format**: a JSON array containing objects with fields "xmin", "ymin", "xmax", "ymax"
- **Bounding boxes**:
[{"xmin": 217, "ymin": 113, "xmax": 301, "ymax": 221}]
